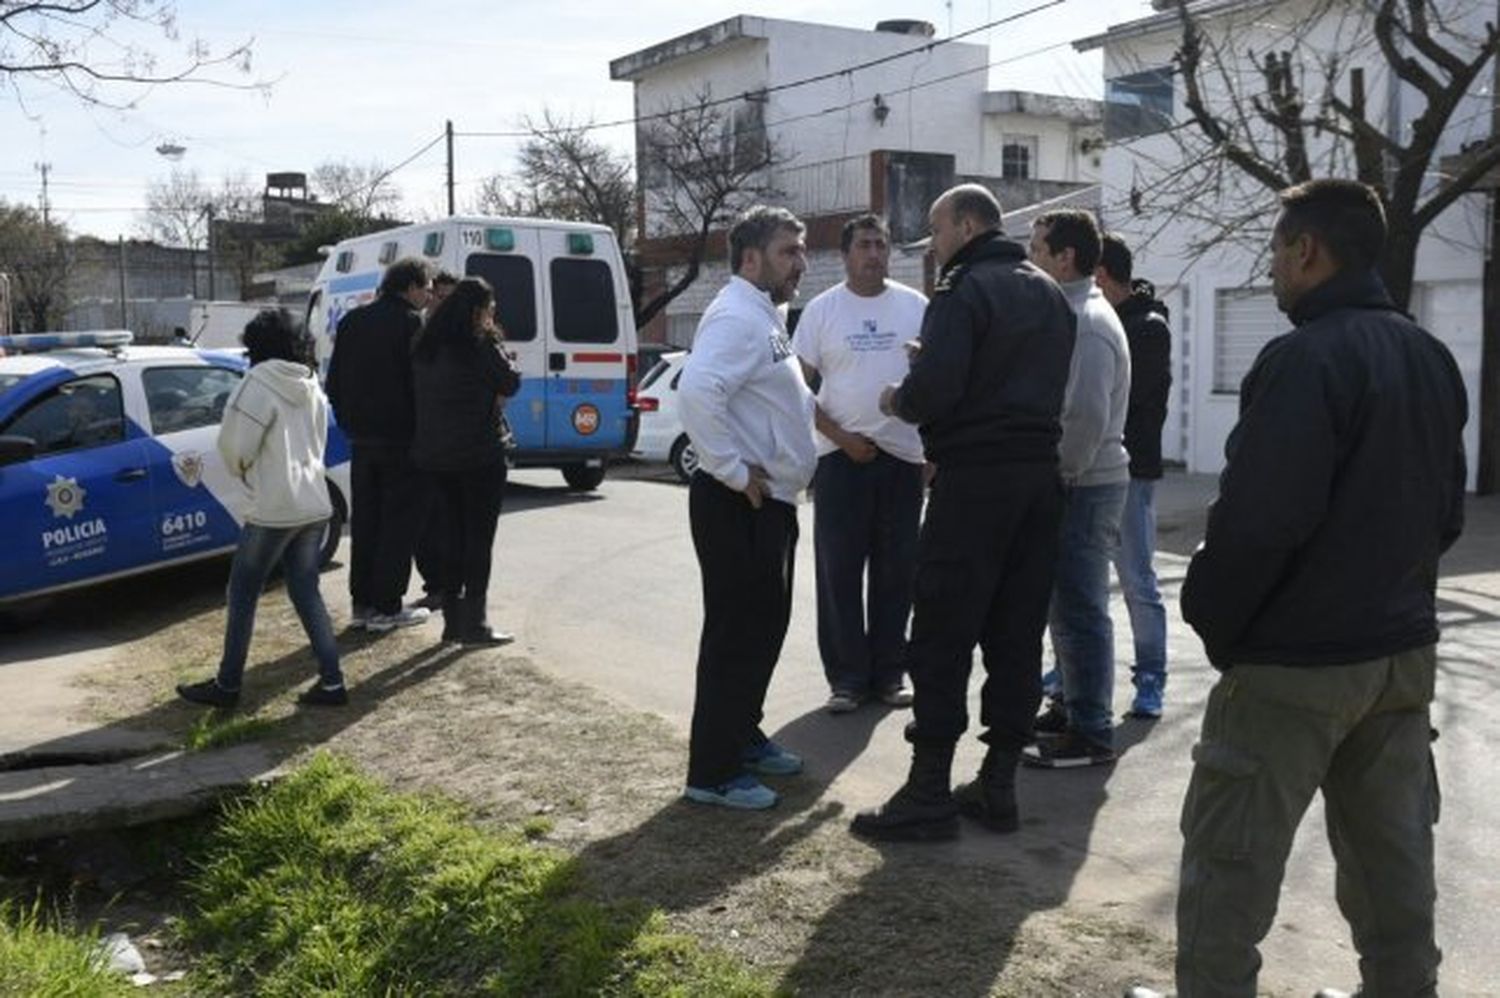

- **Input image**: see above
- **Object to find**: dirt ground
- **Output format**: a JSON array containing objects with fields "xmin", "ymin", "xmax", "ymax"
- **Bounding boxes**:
[{"xmin": 44, "ymin": 566, "xmax": 1177, "ymax": 997}]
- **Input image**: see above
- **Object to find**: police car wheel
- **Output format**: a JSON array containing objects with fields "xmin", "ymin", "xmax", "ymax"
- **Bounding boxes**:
[
  {"xmin": 669, "ymin": 435, "xmax": 698, "ymax": 484},
  {"xmin": 561, "ymin": 464, "xmax": 606, "ymax": 491},
  {"xmin": 318, "ymin": 484, "xmax": 348, "ymax": 567}
]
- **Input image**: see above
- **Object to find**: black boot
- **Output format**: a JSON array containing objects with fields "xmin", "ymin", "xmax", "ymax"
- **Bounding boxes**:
[
  {"xmin": 850, "ymin": 740, "xmax": 960, "ymax": 842},
  {"xmin": 440, "ymin": 593, "xmax": 467, "ymax": 643},
  {"xmin": 953, "ymin": 747, "xmax": 1021, "ymax": 833}
]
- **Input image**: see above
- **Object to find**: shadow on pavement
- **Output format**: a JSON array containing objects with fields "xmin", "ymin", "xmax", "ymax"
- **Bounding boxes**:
[
  {"xmin": 557, "ymin": 693, "xmax": 1156, "ymax": 994},
  {"xmin": 781, "ymin": 719, "xmax": 1154, "ymax": 995}
]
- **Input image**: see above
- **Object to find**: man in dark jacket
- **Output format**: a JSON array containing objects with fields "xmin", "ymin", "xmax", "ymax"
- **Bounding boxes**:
[
  {"xmin": 325, "ymin": 257, "xmax": 433, "ymax": 632},
  {"xmin": 1171, "ymin": 179, "xmax": 1467, "ymax": 996},
  {"xmin": 851, "ymin": 184, "xmax": 1076, "ymax": 842},
  {"xmin": 1094, "ymin": 234, "xmax": 1172, "ymax": 718}
]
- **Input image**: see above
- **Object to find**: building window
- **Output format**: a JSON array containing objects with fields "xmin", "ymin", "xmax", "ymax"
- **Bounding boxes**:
[
  {"xmin": 1213, "ymin": 287, "xmax": 1282, "ymax": 393},
  {"xmin": 1001, "ymin": 136, "xmax": 1037, "ymax": 179},
  {"xmin": 1105, "ymin": 67, "xmax": 1175, "ymax": 141}
]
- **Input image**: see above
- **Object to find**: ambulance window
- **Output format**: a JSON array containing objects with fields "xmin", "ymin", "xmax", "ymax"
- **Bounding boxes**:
[
  {"xmin": 2, "ymin": 374, "xmax": 125, "ymax": 456},
  {"xmin": 551, "ymin": 258, "xmax": 618, "ymax": 344},
  {"xmin": 143, "ymin": 366, "xmax": 243, "ymax": 434},
  {"xmin": 464, "ymin": 254, "xmax": 536, "ymax": 342}
]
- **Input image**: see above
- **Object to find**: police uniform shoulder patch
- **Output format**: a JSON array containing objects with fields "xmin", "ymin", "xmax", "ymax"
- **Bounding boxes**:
[{"xmin": 933, "ymin": 262, "xmax": 969, "ymax": 295}]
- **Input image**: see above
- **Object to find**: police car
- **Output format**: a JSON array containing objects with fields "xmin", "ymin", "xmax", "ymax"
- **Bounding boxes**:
[{"xmin": 0, "ymin": 332, "xmax": 351, "ymax": 605}]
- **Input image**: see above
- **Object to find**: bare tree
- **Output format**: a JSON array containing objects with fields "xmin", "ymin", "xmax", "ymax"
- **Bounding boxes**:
[
  {"xmin": 0, "ymin": 201, "xmax": 72, "ymax": 332},
  {"xmin": 1120, "ymin": 0, "xmax": 1499, "ymax": 306},
  {"xmin": 633, "ymin": 89, "xmax": 786, "ymax": 327},
  {"xmin": 476, "ymin": 113, "xmax": 636, "ymax": 247},
  {"xmin": 1112, "ymin": 1, "xmax": 1499, "ymax": 490},
  {"xmin": 140, "ymin": 169, "xmax": 259, "ymax": 249},
  {"xmin": 0, "ymin": 1, "xmax": 260, "ymax": 109},
  {"xmin": 310, "ymin": 160, "xmax": 403, "ymax": 220}
]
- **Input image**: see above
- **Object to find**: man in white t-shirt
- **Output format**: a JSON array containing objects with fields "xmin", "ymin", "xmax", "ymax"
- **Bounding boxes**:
[{"xmin": 793, "ymin": 214, "xmax": 928, "ymax": 714}]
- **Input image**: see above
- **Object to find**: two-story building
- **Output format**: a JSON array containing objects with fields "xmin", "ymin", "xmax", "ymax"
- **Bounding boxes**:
[{"xmin": 611, "ymin": 15, "xmax": 1103, "ymax": 345}]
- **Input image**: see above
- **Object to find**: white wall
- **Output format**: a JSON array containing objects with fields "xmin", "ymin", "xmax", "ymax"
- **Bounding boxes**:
[{"xmin": 981, "ymin": 112, "xmax": 1101, "ymax": 182}]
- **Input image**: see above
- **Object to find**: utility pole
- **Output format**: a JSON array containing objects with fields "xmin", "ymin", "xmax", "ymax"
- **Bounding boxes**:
[
  {"xmin": 446, "ymin": 119, "xmax": 456, "ymax": 217},
  {"xmin": 117, "ymin": 236, "xmax": 128, "ymax": 328},
  {"xmin": 34, "ymin": 161, "xmax": 51, "ymax": 226},
  {"xmin": 205, "ymin": 203, "xmax": 216, "ymax": 301},
  {"xmin": 1480, "ymin": 14, "xmax": 1500, "ymax": 495}
]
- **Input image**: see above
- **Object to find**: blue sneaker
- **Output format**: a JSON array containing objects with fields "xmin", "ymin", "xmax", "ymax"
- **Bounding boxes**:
[
  {"xmin": 683, "ymin": 774, "xmax": 779, "ymax": 810},
  {"xmin": 742, "ymin": 739, "xmax": 804, "ymax": 776},
  {"xmin": 1127, "ymin": 673, "xmax": 1165, "ymax": 719}
]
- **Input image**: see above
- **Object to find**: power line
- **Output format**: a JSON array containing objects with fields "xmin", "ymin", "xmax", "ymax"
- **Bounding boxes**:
[{"xmin": 456, "ymin": 0, "xmax": 1069, "ymax": 140}]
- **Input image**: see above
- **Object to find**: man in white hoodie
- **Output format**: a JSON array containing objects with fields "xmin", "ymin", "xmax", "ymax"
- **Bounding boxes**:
[
  {"xmin": 677, "ymin": 205, "xmax": 818, "ymax": 811},
  {"xmin": 178, "ymin": 309, "xmax": 346, "ymax": 708},
  {"xmin": 1024, "ymin": 208, "xmax": 1132, "ymax": 767}
]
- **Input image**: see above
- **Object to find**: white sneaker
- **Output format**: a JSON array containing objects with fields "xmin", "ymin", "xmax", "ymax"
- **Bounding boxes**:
[{"xmin": 366, "ymin": 606, "xmax": 431, "ymax": 632}]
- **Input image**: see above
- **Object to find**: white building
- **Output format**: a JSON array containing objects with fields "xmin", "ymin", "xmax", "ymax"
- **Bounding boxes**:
[
  {"xmin": 611, "ymin": 15, "xmax": 1103, "ymax": 344},
  {"xmin": 1076, "ymin": 0, "xmax": 1493, "ymax": 487}
]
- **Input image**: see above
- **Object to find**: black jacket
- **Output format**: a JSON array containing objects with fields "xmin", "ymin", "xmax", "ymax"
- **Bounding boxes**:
[
  {"xmin": 1181, "ymin": 269, "xmax": 1467, "ymax": 669},
  {"xmin": 410, "ymin": 334, "xmax": 521, "ymax": 472},
  {"xmin": 891, "ymin": 231, "xmax": 1076, "ymax": 466},
  {"xmin": 325, "ymin": 294, "xmax": 423, "ymax": 446},
  {"xmin": 1115, "ymin": 280, "xmax": 1172, "ymax": 479}
]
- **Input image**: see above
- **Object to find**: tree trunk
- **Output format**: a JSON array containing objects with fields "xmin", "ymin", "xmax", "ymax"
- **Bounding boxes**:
[{"xmin": 1378, "ymin": 230, "xmax": 1418, "ymax": 310}]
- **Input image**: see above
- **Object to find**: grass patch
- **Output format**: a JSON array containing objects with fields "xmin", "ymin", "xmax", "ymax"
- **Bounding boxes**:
[
  {"xmin": 0, "ymin": 897, "xmax": 126, "ymax": 998},
  {"xmin": 180, "ymin": 753, "xmax": 773, "ymax": 997},
  {"xmin": 182, "ymin": 712, "xmax": 277, "ymax": 752}
]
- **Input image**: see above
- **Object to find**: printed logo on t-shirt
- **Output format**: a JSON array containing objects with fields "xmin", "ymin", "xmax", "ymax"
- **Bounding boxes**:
[{"xmin": 847, "ymin": 320, "xmax": 898, "ymax": 353}]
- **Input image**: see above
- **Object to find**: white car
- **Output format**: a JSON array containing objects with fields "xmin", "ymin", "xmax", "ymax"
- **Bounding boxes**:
[{"xmin": 630, "ymin": 351, "xmax": 697, "ymax": 483}]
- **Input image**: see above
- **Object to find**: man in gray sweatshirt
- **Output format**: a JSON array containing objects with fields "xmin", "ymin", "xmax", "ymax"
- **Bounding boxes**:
[{"xmin": 1024, "ymin": 209, "xmax": 1132, "ymax": 766}]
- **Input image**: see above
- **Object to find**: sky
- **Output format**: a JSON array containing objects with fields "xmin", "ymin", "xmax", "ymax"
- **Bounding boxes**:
[{"xmin": 0, "ymin": 0, "xmax": 1154, "ymax": 241}]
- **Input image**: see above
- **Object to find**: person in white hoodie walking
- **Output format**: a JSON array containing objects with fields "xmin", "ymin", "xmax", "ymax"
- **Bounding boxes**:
[
  {"xmin": 677, "ymin": 205, "xmax": 818, "ymax": 811},
  {"xmin": 178, "ymin": 309, "xmax": 346, "ymax": 709}
]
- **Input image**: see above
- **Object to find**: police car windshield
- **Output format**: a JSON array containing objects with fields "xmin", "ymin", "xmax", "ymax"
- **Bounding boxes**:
[{"xmin": 0, "ymin": 374, "xmax": 23, "ymax": 396}]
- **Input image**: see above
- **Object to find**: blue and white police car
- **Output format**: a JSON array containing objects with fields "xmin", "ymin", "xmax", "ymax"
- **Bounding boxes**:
[{"xmin": 0, "ymin": 331, "xmax": 351, "ymax": 605}]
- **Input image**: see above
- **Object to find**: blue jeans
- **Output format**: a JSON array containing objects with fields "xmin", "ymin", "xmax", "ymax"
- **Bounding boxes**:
[
  {"xmin": 812, "ymin": 450, "xmax": 923, "ymax": 695},
  {"xmin": 1113, "ymin": 478, "xmax": 1167, "ymax": 683},
  {"xmin": 216, "ymin": 522, "xmax": 342, "ymax": 692},
  {"xmin": 1048, "ymin": 481, "xmax": 1127, "ymax": 747}
]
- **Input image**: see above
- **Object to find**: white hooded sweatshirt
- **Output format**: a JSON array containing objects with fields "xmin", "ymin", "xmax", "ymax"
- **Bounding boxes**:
[{"xmin": 217, "ymin": 359, "xmax": 333, "ymax": 528}]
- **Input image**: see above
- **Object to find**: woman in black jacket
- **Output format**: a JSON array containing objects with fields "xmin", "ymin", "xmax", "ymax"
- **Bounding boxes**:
[{"xmin": 410, "ymin": 277, "xmax": 521, "ymax": 645}]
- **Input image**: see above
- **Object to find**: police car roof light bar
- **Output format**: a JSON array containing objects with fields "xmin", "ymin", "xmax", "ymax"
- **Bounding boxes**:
[{"xmin": 0, "ymin": 331, "xmax": 135, "ymax": 354}]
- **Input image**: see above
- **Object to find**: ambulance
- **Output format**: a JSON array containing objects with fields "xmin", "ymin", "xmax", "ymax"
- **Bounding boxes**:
[{"xmin": 306, "ymin": 217, "xmax": 639, "ymax": 490}]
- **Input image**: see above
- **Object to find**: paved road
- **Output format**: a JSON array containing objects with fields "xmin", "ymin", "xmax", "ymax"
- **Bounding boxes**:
[
  {"xmin": 4, "ymin": 463, "xmax": 1496, "ymax": 993},
  {"xmin": 493, "ymin": 464, "xmax": 1500, "ymax": 995}
]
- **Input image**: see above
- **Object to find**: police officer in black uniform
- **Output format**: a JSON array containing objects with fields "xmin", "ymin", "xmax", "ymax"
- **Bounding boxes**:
[{"xmin": 852, "ymin": 184, "xmax": 1077, "ymax": 842}]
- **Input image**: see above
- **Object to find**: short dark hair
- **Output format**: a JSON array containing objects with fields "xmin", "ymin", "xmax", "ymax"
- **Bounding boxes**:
[
  {"xmin": 1276, "ymin": 178, "xmax": 1386, "ymax": 271},
  {"xmin": 241, "ymin": 308, "xmax": 312, "ymax": 368},
  {"xmin": 728, "ymin": 206, "xmax": 805, "ymax": 272},
  {"xmin": 432, "ymin": 269, "xmax": 458, "ymax": 288},
  {"xmin": 840, "ymin": 213, "xmax": 889, "ymax": 254},
  {"xmin": 1034, "ymin": 208, "xmax": 1103, "ymax": 275},
  {"xmin": 379, "ymin": 257, "xmax": 432, "ymax": 298},
  {"xmin": 944, "ymin": 184, "xmax": 1003, "ymax": 230},
  {"xmin": 1098, "ymin": 232, "xmax": 1133, "ymax": 283}
]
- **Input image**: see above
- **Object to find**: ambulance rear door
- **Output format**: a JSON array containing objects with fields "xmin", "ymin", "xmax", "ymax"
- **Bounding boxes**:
[{"xmin": 462, "ymin": 225, "xmax": 546, "ymax": 449}]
